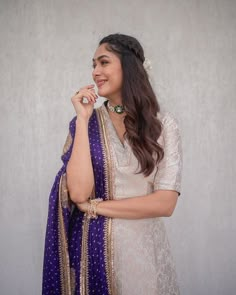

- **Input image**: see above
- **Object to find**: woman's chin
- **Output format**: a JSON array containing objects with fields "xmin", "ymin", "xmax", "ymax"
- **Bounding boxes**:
[{"xmin": 97, "ymin": 88, "xmax": 108, "ymax": 98}]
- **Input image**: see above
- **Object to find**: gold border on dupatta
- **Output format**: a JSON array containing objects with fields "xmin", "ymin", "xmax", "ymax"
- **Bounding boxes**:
[
  {"xmin": 79, "ymin": 216, "xmax": 90, "ymax": 295},
  {"xmin": 58, "ymin": 174, "xmax": 73, "ymax": 295},
  {"xmin": 63, "ymin": 132, "xmax": 73, "ymax": 155},
  {"xmin": 96, "ymin": 106, "xmax": 116, "ymax": 295},
  {"xmin": 57, "ymin": 130, "xmax": 75, "ymax": 294}
]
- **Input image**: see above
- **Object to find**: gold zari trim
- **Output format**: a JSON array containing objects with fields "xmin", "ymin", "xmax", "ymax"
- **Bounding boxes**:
[
  {"xmin": 70, "ymin": 267, "xmax": 76, "ymax": 295},
  {"xmin": 58, "ymin": 174, "xmax": 72, "ymax": 295},
  {"xmin": 60, "ymin": 173, "xmax": 71, "ymax": 209},
  {"xmin": 80, "ymin": 217, "xmax": 90, "ymax": 295},
  {"xmin": 63, "ymin": 132, "xmax": 73, "ymax": 155}
]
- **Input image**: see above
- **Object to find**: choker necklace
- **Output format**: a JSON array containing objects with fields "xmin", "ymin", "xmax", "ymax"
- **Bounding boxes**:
[{"xmin": 107, "ymin": 101, "xmax": 125, "ymax": 114}]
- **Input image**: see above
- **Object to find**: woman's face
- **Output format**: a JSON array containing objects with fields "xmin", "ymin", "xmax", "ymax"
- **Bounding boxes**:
[{"xmin": 92, "ymin": 43, "xmax": 123, "ymax": 100}]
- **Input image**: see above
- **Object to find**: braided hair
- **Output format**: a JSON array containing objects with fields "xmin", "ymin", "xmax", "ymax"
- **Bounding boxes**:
[{"xmin": 99, "ymin": 33, "xmax": 164, "ymax": 177}]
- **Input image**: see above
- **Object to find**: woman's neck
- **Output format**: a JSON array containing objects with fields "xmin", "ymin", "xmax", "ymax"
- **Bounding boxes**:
[{"xmin": 105, "ymin": 93, "xmax": 123, "ymax": 106}]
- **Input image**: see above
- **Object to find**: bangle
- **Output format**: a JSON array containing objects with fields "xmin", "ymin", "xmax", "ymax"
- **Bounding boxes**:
[{"xmin": 86, "ymin": 198, "xmax": 103, "ymax": 219}]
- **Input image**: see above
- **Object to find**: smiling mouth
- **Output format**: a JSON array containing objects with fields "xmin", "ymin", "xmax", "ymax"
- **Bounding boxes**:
[{"xmin": 97, "ymin": 80, "xmax": 107, "ymax": 87}]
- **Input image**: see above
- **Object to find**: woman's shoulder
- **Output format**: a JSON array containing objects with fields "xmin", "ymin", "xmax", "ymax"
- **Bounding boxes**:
[{"xmin": 157, "ymin": 111, "xmax": 180, "ymax": 131}]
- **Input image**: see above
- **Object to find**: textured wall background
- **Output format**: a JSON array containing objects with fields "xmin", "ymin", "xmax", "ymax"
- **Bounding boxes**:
[{"xmin": 0, "ymin": 0, "xmax": 235, "ymax": 294}]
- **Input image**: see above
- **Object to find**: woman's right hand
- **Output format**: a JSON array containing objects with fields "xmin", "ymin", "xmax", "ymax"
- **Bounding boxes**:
[{"xmin": 71, "ymin": 84, "xmax": 98, "ymax": 121}]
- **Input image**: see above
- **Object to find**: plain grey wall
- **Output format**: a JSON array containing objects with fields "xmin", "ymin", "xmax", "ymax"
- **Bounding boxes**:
[{"xmin": 0, "ymin": 0, "xmax": 235, "ymax": 294}]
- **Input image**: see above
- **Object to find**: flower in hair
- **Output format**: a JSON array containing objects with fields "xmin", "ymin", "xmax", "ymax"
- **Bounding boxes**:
[{"xmin": 143, "ymin": 58, "xmax": 152, "ymax": 73}]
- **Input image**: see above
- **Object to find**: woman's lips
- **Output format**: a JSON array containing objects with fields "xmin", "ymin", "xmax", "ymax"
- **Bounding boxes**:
[{"xmin": 97, "ymin": 80, "xmax": 107, "ymax": 88}]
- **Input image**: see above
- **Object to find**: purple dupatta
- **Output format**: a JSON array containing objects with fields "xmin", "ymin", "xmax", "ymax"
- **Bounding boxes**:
[{"xmin": 42, "ymin": 107, "xmax": 115, "ymax": 295}]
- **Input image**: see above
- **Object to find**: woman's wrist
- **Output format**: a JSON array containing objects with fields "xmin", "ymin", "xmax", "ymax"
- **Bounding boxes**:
[
  {"xmin": 76, "ymin": 116, "xmax": 89, "ymax": 125},
  {"xmin": 85, "ymin": 198, "xmax": 103, "ymax": 219}
]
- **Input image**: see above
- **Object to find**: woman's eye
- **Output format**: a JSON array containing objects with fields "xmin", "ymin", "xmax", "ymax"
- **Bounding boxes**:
[{"xmin": 92, "ymin": 61, "xmax": 108, "ymax": 68}]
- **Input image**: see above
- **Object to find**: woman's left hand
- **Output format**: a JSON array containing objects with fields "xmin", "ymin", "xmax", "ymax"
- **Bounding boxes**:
[{"xmin": 76, "ymin": 201, "xmax": 89, "ymax": 213}]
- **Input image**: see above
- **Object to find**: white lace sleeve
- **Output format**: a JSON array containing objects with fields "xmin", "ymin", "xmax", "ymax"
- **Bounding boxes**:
[{"xmin": 154, "ymin": 112, "xmax": 183, "ymax": 196}]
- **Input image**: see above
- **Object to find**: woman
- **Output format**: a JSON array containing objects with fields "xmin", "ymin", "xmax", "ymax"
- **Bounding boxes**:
[{"xmin": 43, "ymin": 33, "xmax": 183, "ymax": 295}]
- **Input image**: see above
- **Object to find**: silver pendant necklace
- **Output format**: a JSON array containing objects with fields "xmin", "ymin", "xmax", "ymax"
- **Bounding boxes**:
[{"xmin": 107, "ymin": 100, "xmax": 125, "ymax": 114}]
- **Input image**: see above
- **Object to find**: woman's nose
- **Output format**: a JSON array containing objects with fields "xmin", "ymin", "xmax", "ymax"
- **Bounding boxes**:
[{"xmin": 92, "ymin": 65, "xmax": 101, "ymax": 78}]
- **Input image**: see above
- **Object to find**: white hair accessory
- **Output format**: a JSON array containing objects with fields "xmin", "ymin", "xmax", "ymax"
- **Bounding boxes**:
[{"xmin": 143, "ymin": 58, "xmax": 152, "ymax": 73}]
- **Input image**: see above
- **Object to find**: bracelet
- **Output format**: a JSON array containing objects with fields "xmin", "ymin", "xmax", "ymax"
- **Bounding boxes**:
[{"xmin": 86, "ymin": 198, "xmax": 103, "ymax": 219}]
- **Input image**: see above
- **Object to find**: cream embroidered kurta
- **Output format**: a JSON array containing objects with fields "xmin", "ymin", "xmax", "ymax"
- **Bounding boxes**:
[{"xmin": 100, "ymin": 104, "xmax": 182, "ymax": 295}]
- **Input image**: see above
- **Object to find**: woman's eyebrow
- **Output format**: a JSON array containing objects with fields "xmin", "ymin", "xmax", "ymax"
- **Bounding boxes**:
[{"xmin": 92, "ymin": 55, "xmax": 110, "ymax": 62}]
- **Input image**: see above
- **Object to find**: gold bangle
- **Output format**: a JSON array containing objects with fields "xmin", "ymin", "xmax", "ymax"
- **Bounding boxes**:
[{"xmin": 86, "ymin": 198, "xmax": 103, "ymax": 219}]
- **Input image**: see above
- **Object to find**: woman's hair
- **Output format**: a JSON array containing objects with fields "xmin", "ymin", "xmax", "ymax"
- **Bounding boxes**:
[{"xmin": 99, "ymin": 33, "xmax": 164, "ymax": 177}]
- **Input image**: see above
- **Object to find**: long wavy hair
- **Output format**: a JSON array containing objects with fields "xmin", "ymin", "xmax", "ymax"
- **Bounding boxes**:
[{"xmin": 99, "ymin": 33, "xmax": 164, "ymax": 177}]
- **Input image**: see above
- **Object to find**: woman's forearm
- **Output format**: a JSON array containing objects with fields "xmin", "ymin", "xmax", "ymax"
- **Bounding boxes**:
[
  {"xmin": 77, "ymin": 190, "xmax": 178, "ymax": 219},
  {"xmin": 66, "ymin": 117, "xmax": 94, "ymax": 203},
  {"xmin": 96, "ymin": 190, "xmax": 178, "ymax": 219}
]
